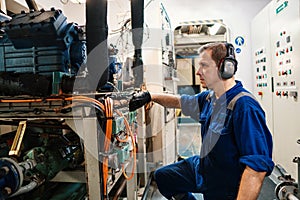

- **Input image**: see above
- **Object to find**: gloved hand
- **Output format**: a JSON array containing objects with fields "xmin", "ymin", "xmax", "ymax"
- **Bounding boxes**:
[{"xmin": 129, "ymin": 91, "xmax": 151, "ymax": 111}]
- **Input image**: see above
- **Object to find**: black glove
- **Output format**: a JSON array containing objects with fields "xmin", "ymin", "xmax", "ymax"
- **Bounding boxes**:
[{"xmin": 129, "ymin": 91, "xmax": 151, "ymax": 111}]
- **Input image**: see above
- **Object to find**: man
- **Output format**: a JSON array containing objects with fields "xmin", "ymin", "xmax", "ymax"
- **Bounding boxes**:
[{"xmin": 129, "ymin": 42, "xmax": 274, "ymax": 200}]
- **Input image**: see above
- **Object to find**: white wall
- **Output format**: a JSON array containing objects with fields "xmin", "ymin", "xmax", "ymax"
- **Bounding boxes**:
[
  {"xmin": 62, "ymin": 2, "xmax": 85, "ymax": 25},
  {"xmin": 160, "ymin": 0, "xmax": 271, "ymax": 92}
]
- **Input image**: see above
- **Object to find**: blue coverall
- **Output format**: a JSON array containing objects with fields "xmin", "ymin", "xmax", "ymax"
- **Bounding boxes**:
[{"xmin": 154, "ymin": 81, "xmax": 274, "ymax": 200}]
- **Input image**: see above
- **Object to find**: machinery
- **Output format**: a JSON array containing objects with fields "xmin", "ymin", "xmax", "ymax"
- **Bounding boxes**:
[
  {"xmin": 0, "ymin": 8, "xmax": 86, "ymax": 96},
  {"xmin": 274, "ymin": 162, "xmax": 300, "ymax": 200},
  {"xmin": 0, "ymin": 3, "xmax": 138, "ymax": 200},
  {"xmin": 0, "ymin": 0, "xmax": 176, "ymax": 199}
]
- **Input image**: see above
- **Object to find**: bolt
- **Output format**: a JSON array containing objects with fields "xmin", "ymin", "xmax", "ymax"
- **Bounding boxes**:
[
  {"xmin": 282, "ymin": 188, "xmax": 287, "ymax": 194},
  {"xmin": 0, "ymin": 166, "xmax": 9, "ymax": 177}
]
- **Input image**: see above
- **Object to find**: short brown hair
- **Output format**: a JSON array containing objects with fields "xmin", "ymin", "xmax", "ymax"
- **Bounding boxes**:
[{"xmin": 198, "ymin": 42, "xmax": 228, "ymax": 68}]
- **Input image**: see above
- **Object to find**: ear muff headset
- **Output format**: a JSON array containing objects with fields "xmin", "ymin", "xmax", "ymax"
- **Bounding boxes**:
[{"xmin": 219, "ymin": 43, "xmax": 238, "ymax": 79}]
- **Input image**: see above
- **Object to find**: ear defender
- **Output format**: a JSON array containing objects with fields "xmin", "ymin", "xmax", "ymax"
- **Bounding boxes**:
[{"xmin": 219, "ymin": 43, "xmax": 238, "ymax": 79}]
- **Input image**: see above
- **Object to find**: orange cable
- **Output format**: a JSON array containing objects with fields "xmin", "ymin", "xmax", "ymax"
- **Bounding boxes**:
[
  {"xmin": 115, "ymin": 110, "xmax": 136, "ymax": 181},
  {"xmin": 103, "ymin": 97, "xmax": 113, "ymax": 196}
]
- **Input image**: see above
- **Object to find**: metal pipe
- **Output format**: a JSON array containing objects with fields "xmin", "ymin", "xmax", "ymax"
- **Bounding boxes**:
[
  {"xmin": 112, "ymin": 178, "xmax": 127, "ymax": 200},
  {"xmin": 9, "ymin": 181, "xmax": 39, "ymax": 197},
  {"xmin": 141, "ymin": 172, "xmax": 154, "ymax": 200},
  {"xmin": 287, "ymin": 193, "xmax": 299, "ymax": 200},
  {"xmin": 86, "ymin": 0, "xmax": 109, "ymax": 91},
  {"xmin": 25, "ymin": 0, "xmax": 38, "ymax": 11},
  {"xmin": 130, "ymin": 0, "xmax": 144, "ymax": 88}
]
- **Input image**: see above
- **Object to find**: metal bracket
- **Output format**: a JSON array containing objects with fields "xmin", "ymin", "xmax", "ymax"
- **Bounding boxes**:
[{"xmin": 9, "ymin": 121, "xmax": 27, "ymax": 157}]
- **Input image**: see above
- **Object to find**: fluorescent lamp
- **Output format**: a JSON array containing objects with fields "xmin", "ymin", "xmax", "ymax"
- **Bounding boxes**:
[{"xmin": 209, "ymin": 23, "xmax": 221, "ymax": 35}]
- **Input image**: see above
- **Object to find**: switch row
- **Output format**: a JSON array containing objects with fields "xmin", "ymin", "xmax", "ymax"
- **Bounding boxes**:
[
  {"xmin": 276, "ymin": 81, "xmax": 296, "ymax": 87},
  {"xmin": 275, "ymin": 91, "xmax": 298, "ymax": 98},
  {"xmin": 256, "ymin": 83, "xmax": 267, "ymax": 88},
  {"xmin": 256, "ymin": 66, "xmax": 266, "ymax": 72},
  {"xmin": 278, "ymin": 69, "xmax": 292, "ymax": 76},
  {"xmin": 256, "ymin": 74, "xmax": 267, "ymax": 80}
]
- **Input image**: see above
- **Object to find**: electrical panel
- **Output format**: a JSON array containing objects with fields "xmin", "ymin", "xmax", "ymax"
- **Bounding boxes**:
[
  {"xmin": 251, "ymin": 4, "xmax": 273, "ymax": 132},
  {"xmin": 251, "ymin": 0, "xmax": 300, "ymax": 178}
]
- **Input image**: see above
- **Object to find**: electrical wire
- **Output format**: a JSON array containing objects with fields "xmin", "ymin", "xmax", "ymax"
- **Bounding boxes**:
[
  {"xmin": 0, "ymin": 95, "xmax": 136, "ymax": 191},
  {"xmin": 66, "ymin": 96, "xmax": 105, "ymax": 111},
  {"xmin": 115, "ymin": 130, "xmax": 129, "ymax": 143},
  {"xmin": 102, "ymin": 97, "xmax": 113, "ymax": 196},
  {"xmin": 115, "ymin": 110, "xmax": 136, "ymax": 181},
  {"xmin": 0, "ymin": 96, "xmax": 106, "ymax": 114}
]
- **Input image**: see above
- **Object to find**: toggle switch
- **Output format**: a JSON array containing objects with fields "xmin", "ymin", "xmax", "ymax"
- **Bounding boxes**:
[
  {"xmin": 289, "ymin": 91, "xmax": 297, "ymax": 98},
  {"xmin": 282, "ymin": 91, "xmax": 288, "ymax": 97},
  {"xmin": 276, "ymin": 91, "xmax": 281, "ymax": 96},
  {"xmin": 282, "ymin": 70, "xmax": 287, "ymax": 75}
]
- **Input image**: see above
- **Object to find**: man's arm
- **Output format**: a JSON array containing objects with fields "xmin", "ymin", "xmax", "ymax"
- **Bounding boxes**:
[
  {"xmin": 151, "ymin": 93, "xmax": 181, "ymax": 108},
  {"xmin": 237, "ymin": 166, "xmax": 266, "ymax": 200},
  {"xmin": 129, "ymin": 91, "xmax": 181, "ymax": 111}
]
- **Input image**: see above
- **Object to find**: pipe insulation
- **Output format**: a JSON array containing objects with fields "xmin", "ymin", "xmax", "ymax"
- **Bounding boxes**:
[
  {"xmin": 86, "ymin": 0, "xmax": 109, "ymax": 91},
  {"xmin": 131, "ymin": 0, "xmax": 144, "ymax": 88},
  {"xmin": 25, "ymin": 0, "xmax": 38, "ymax": 11}
]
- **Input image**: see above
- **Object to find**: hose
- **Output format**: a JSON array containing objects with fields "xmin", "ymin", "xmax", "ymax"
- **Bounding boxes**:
[{"xmin": 9, "ymin": 181, "xmax": 39, "ymax": 198}]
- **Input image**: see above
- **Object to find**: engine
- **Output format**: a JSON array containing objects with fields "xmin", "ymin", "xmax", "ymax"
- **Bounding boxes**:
[
  {"xmin": 0, "ymin": 7, "xmax": 137, "ymax": 200},
  {"xmin": 0, "ymin": 8, "xmax": 86, "ymax": 96}
]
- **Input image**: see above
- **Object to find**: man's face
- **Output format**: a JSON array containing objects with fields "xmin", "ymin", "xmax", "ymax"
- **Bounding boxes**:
[{"xmin": 196, "ymin": 49, "xmax": 222, "ymax": 89}]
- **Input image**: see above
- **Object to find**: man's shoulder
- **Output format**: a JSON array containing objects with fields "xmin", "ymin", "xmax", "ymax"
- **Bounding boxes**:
[{"xmin": 227, "ymin": 91, "xmax": 257, "ymax": 111}]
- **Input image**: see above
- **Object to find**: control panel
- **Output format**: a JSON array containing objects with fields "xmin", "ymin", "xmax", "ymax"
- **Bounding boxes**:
[
  {"xmin": 254, "ymin": 47, "xmax": 268, "ymax": 97},
  {"xmin": 274, "ymin": 30, "xmax": 298, "ymax": 99},
  {"xmin": 251, "ymin": 0, "xmax": 300, "ymax": 178}
]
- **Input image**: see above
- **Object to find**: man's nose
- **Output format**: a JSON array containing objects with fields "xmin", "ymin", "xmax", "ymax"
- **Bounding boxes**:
[{"xmin": 196, "ymin": 67, "xmax": 202, "ymax": 76}]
